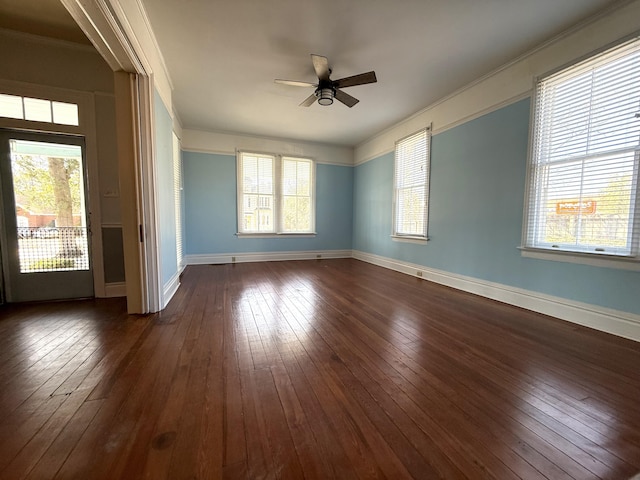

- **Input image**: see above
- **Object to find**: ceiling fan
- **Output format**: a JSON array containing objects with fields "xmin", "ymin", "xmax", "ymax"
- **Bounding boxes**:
[{"xmin": 275, "ymin": 54, "xmax": 377, "ymax": 108}]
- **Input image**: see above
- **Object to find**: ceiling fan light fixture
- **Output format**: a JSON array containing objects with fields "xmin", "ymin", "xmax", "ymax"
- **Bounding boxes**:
[{"xmin": 317, "ymin": 87, "xmax": 334, "ymax": 106}]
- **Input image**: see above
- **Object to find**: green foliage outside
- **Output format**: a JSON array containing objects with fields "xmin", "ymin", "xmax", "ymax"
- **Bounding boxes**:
[{"xmin": 12, "ymin": 155, "xmax": 81, "ymax": 215}]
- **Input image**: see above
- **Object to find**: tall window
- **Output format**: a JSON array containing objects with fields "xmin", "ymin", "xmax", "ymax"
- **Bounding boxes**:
[
  {"xmin": 393, "ymin": 128, "xmax": 431, "ymax": 239},
  {"xmin": 524, "ymin": 37, "xmax": 640, "ymax": 258},
  {"xmin": 237, "ymin": 152, "xmax": 315, "ymax": 234}
]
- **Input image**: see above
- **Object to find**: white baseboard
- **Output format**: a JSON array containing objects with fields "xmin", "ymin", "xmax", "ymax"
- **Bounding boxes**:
[
  {"xmin": 162, "ymin": 270, "xmax": 181, "ymax": 309},
  {"xmin": 185, "ymin": 249, "xmax": 353, "ymax": 265},
  {"xmin": 352, "ymin": 250, "xmax": 640, "ymax": 343},
  {"xmin": 104, "ymin": 282, "xmax": 126, "ymax": 298}
]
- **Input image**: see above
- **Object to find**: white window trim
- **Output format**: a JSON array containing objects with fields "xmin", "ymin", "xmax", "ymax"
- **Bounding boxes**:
[
  {"xmin": 519, "ymin": 247, "xmax": 640, "ymax": 271},
  {"xmin": 392, "ymin": 126, "xmax": 432, "ymax": 241},
  {"xmin": 520, "ymin": 36, "xmax": 640, "ymax": 270},
  {"xmin": 391, "ymin": 235, "xmax": 429, "ymax": 244},
  {"xmin": 236, "ymin": 151, "xmax": 316, "ymax": 237}
]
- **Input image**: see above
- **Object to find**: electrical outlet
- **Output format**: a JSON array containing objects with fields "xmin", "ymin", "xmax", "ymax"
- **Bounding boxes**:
[
  {"xmin": 231, "ymin": 256, "xmax": 236, "ymax": 263},
  {"xmin": 417, "ymin": 271, "xmax": 423, "ymax": 277},
  {"xmin": 316, "ymin": 254, "xmax": 322, "ymax": 259}
]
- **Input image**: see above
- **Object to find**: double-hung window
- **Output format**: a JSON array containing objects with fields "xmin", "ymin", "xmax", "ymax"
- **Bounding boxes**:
[
  {"xmin": 523, "ymin": 37, "xmax": 640, "ymax": 261},
  {"xmin": 237, "ymin": 151, "xmax": 315, "ymax": 235},
  {"xmin": 393, "ymin": 128, "xmax": 431, "ymax": 240}
]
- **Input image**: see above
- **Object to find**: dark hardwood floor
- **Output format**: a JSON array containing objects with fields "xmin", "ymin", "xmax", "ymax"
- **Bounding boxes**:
[{"xmin": 0, "ymin": 259, "xmax": 639, "ymax": 479}]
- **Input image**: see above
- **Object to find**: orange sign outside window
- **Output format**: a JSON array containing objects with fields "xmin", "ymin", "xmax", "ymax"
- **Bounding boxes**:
[{"xmin": 555, "ymin": 200, "xmax": 597, "ymax": 215}]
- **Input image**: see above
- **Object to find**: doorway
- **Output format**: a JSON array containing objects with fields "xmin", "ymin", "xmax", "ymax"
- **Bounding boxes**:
[{"xmin": 0, "ymin": 130, "xmax": 94, "ymax": 302}]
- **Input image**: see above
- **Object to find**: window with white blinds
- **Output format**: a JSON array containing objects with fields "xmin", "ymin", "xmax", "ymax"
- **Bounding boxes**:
[
  {"xmin": 393, "ymin": 128, "xmax": 431, "ymax": 239},
  {"xmin": 172, "ymin": 132, "xmax": 183, "ymax": 270},
  {"xmin": 237, "ymin": 152, "xmax": 315, "ymax": 235},
  {"xmin": 524, "ymin": 37, "xmax": 640, "ymax": 258}
]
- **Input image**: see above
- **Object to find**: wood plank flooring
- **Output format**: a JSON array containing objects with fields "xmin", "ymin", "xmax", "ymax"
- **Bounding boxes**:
[{"xmin": 0, "ymin": 259, "xmax": 639, "ymax": 479}]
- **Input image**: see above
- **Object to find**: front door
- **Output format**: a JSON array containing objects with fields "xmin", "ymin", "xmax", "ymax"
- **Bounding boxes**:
[{"xmin": 0, "ymin": 130, "xmax": 94, "ymax": 302}]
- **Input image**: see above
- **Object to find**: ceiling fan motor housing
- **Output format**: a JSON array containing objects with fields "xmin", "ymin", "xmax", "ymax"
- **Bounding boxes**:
[{"xmin": 316, "ymin": 82, "xmax": 335, "ymax": 106}]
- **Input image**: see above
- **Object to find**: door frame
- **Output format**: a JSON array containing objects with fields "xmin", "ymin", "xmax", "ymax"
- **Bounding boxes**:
[
  {"xmin": 0, "ymin": 80, "xmax": 106, "ymax": 298},
  {"xmin": 61, "ymin": 0, "xmax": 166, "ymax": 313}
]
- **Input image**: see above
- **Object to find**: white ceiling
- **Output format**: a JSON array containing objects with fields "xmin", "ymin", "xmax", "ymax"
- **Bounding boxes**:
[
  {"xmin": 140, "ymin": 0, "xmax": 621, "ymax": 146},
  {"xmin": 0, "ymin": 0, "xmax": 623, "ymax": 146}
]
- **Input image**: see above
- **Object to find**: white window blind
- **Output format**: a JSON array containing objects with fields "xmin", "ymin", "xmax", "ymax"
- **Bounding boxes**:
[
  {"xmin": 393, "ymin": 128, "xmax": 431, "ymax": 238},
  {"xmin": 282, "ymin": 157, "xmax": 313, "ymax": 233},
  {"xmin": 172, "ymin": 132, "xmax": 183, "ymax": 270},
  {"xmin": 239, "ymin": 153, "xmax": 275, "ymax": 233},
  {"xmin": 524, "ymin": 37, "xmax": 640, "ymax": 257}
]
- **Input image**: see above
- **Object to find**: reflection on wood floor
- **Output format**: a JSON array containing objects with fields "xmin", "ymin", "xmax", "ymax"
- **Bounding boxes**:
[{"xmin": 1, "ymin": 259, "xmax": 639, "ymax": 479}]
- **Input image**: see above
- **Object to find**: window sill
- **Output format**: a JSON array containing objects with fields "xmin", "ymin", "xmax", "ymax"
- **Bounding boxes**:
[
  {"xmin": 236, "ymin": 232, "xmax": 317, "ymax": 239},
  {"xmin": 519, "ymin": 247, "xmax": 640, "ymax": 271},
  {"xmin": 391, "ymin": 235, "xmax": 429, "ymax": 245}
]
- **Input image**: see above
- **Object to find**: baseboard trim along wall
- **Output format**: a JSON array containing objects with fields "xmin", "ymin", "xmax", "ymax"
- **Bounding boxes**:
[
  {"xmin": 162, "ymin": 270, "xmax": 181, "ymax": 310},
  {"xmin": 351, "ymin": 250, "xmax": 640, "ymax": 343},
  {"xmin": 104, "ymin": 282, "xmax": 126, "ymax": 298},
  {"xmin": 184, "ymin": 249, "xmax": 353, "ymax": 265}
]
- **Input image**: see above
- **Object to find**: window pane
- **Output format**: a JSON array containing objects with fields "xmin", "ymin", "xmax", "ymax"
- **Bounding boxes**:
[
  {"xmin": 397, "ymin": 186, "xmax": 426, "ymax": 236},
  {"xmin": 283, "ymin": 196, "xmax": 311, "ymax": 232},
  {"xmin": 10, "ymin": 139, "xmax": 88, "ymax": 273},
  {"xmin": 52, "ymin": 101, "xmax": 79, "ymax": 126},
  {"xmin": 24, "ymin": 98, "xmax": 52, "ymax": 122},
  {"xmin": 0, "ymin": 94, "xmax": 23, "ymax": 119},
  {"xmin": 283, "ymin": 196, "xmax": 297, "ymax": 231}
]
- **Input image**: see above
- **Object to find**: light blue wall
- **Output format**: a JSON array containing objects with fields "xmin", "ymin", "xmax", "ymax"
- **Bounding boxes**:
[
  {"xmin": 180, "ymin": 98, "xmax": 638, "ymax": 316},
  {"xmin": 154, "ymin": 90, "xmax": 177, "ymax": 287},
  {"xmin": 183, "ymin": 151, "xmax": 353, "ymax": 254},
  {"xmin": 353, "ymin": 98, "xmax": 640, "ymax": 315}
]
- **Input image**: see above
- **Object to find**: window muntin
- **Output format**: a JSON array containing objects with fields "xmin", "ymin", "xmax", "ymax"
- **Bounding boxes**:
[
  {"xmin": 524, "ymin": 37, "xmax": 640, "ymax": 258},
  {"xmin": 393, "ymin": 128, "xmax": 431, "ymax": 238},
  {"xmin": 238, "ymin": 152, "xmax": 314, "ymax": 235},
  {"xmin": 0, "ymin": 93, "xmax": 79, "ymax": 126}
]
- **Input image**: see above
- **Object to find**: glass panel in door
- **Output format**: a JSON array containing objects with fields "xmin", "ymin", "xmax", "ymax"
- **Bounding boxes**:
[{"xmin": 0, "ymin": 131, "xmax": 93, "ymax": 302}]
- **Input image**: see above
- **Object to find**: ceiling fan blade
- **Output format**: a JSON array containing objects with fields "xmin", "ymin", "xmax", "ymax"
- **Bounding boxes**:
[
  {"xmin": 333, "ymin": 71, "xmax": 377, "ymax": 89},
  {"xmin": 299, "ymin": 93, "xmax": 317, "ymax": 107},
  {"xmin": 275, "ymin": 79, "xmax": 317, "ymax": 87},
  {"xmin": 334, "ymin": 89, "xmax": 359, "ymax": 108},
  {"xmin": 311, "ymin": 54, "xmax": 331, "ymax": 81}
]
